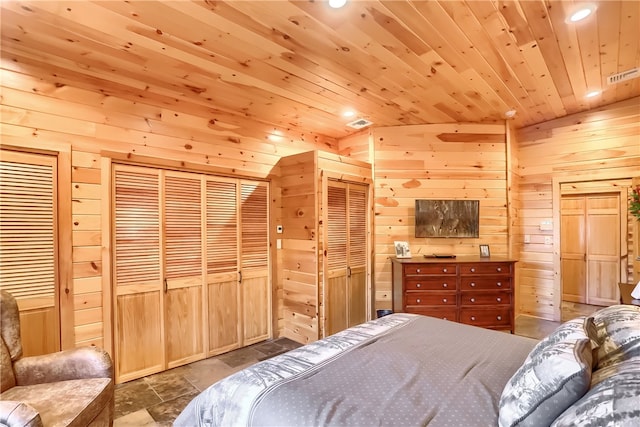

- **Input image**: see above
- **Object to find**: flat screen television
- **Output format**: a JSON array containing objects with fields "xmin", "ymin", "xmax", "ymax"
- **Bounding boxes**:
[{"xmin": 415, "ymin": 199, "xmax": 479, "ymax": 238}]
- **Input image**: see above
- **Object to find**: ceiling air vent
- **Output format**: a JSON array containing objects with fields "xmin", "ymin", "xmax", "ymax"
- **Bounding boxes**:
[
  {"xmin": 346, "ymin": 118, "xmax": 373, "ymax": 129},
  {"xmin": 607, "ymin": 68, "xmax": 640, "ymax": 85}
]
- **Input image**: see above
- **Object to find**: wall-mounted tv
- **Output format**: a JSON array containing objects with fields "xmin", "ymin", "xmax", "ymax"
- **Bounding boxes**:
[{"xmin": 415, "ymin": 199, "xmax": 479, "ymax": 238}]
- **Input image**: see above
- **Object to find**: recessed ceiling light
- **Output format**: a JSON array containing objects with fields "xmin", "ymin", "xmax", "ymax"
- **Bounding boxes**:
[
  {"xmin": 504, "ymin": 109, "xmax": 517, "ymax": 118},
  {"xmin": 342, "ymin": 110, "xmax": 356, "ymax": 118},
  {"xmin": 329, "ymin": 0, "xmax": 347, "ymax": 9},
  {"xmin": 585, "ymin": 90, "xmax": 601, "ymax": 98},
  {"xmin": 267, "ymin": 130, "xmax": 283, "ymax": 142},
  {"xmin": 568, "ymin": 4, "xmax": 596, "ymax": 22}
]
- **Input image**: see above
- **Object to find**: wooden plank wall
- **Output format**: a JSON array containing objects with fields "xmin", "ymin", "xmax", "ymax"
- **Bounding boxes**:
[
  {"xmin": 278, "ymin": 151, "xmax": 319, "ymax": 344},
  {"xmin": 1, "ymin": 68, "xmax": 338, "ymax": 353},
  {"xmin": 277, "ymin": 151, "xmax": 372, "ymax": 343},
  {"xmin": 371, "ymin": 124, "xmax": 510, "ymax": 312},
  {"xmin": 515, "ymin": 97, "xmax": 640, "ymax": 321},
  {"xmin": 338, "ymin": 130, "xmax": 373, "ymax": 164}
]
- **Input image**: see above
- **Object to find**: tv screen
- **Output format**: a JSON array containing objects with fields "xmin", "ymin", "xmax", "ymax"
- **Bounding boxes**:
[{"xmin": 415, "ymin": 199, "xmax": 479, "ymax": 238}]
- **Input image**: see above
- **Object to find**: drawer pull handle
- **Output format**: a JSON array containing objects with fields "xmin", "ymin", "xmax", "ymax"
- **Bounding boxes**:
[
  {"xmin": 443, "ymin": 268, "xmax": 448, "ymax": 273},
  {"xmin": 416, "ymin": 299, "xmax": 421, "ymax": 303},
  {"xmin": 443, "ymin": 283, "xmax": 448, "ymax": 288},
  {"xmin": 497, "ymin": 282, "xmax": 502, "ymax": 287},
  {"xmin": 497, "ymin": 315, "xmax": 502, "ymax": 321},
  {"xmin": 416, "ymin": 283, "xmax": 421, "ymax": 288},
  {"xmin": 442, "ymin": 298, "xmax": 447, "ymax": 303},
  {"xmin": 470, "ymin": 298, "xmax": 475, "ymax": 303},
  {"xmin": 471, "ymin": 316, "xmax": 476, "ymax": 321},
  {"xmin": 416, "ymin": 269, "xmax": 421, "ymax": 273},
  {"xmin": 470, "ymin": 282, "xmax": 476, "ymax": 287},
  {"xmin": 497, "ymin": 267, "xmax": 502, "ymax": 272},
  {"xmin": 470, "ymin": 267, "xmax": 475, "ymax": 272},
  {"xmin": 497, "ymin": 297, "xmax": 502, "ymax": 302}
]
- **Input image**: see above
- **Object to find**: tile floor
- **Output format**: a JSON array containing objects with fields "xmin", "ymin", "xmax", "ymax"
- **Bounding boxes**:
[
  {"xmin": 114, "ymin": 315, "xmax": 563, "ymax": 426},
  {"xmin": 114, "ymin": 338, "xmax": 302, "ymax": 426}
]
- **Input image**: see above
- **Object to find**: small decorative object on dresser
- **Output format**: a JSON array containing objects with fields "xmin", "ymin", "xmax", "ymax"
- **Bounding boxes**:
[
  {"xmin": 391, "ymin": 256, "xmax": 516, "ymax": 332},
  {"xmin": 393, "ymin": 241, "xmax": 412, "ymax": 258},
  {"xmin": 479, "ymin": 244, "xmax": 490, "ymax": 258}
]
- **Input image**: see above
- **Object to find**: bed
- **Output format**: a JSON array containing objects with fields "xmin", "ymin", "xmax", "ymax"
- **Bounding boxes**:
[{"xmin": 175, "ymin": 307, "xmax": 640, "ymax": 427}]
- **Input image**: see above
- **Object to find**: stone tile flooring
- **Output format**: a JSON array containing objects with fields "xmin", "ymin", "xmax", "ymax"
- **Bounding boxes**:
[
  {"xmin": 114, "ymin": 338, "xmax": 301, "ymax": 426},
  {"xmin": 114, "ymin": 315, "xmax": 563, "ymax": 426}
]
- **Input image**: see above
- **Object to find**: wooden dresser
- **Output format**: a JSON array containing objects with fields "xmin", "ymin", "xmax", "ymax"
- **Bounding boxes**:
[{"xmin": 391, "ymin": 256, "xmax": 516, "ymax": 332}]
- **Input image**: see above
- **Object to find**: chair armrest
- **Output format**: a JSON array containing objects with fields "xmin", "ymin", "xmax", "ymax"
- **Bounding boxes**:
[
  {"xmin": 13, "ymin": 346, "xmax": 113, "ymax": 386},
  {"xmin": 0, "ymin": 401, "xmax": 43, "ymax": 427}
]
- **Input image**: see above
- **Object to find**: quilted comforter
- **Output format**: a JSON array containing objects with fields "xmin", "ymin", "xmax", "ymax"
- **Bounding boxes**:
[{"xmin": 175, "ymin": 313, "xmax": 537, "ymax": 427}]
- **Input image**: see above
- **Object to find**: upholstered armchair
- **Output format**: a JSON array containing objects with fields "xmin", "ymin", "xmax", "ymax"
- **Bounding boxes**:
[{"xmin": 0, "ymin": 290, "xmax": 114, "ymax": 426}]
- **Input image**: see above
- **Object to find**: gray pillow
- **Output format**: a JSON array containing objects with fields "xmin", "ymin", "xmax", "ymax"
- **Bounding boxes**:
[
  {"xmin": 592, "ymin": 305, "xmax": 640, "ymax": 369},
  {"xmin": 551, "ymin": 370, "xmax": 640, "ymax": 426},
  {"xmin": 498, "ymin": 317, "xmax": 593, "ymax": 427}
]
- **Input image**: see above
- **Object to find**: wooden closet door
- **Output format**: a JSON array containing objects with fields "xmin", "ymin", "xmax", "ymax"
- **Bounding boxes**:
[
  {"xmin": 0, "ymin": 150, "xmax": 60, "ymax": 356},
  {"xmin": 347, "ymin": 183, "xmax": 367, "ymax": 327},
  {"xmin": 240, "ymin": 181, "xmax": 270, "ymax": 345},
  {"xmin": 325, "ymin": 181, "xmax": 369, "ymax": 336},
  {"xmin": 164, "ymin": 172, "xmax": 205, "ymax": 368},
  {"xmin": 206, "ymin": 178, "xmax": 240, "ymax": 356},
  {"xmin": 325, "ymin": 182, "xmax": 348, "ymax": 336},
  {"xmin": 561, "ymin": 197, "xmax": 587, "ymax": 303},
  {"xmin": 561, "ymin": 193, "xmax": 621, "ymax": 306},
  {"xmin": 113, "ymin": 165, "xmax": 164, "ymax": 382},
  {"xmin": 585, "ymin": 194, "xmax": 620, "ymax": 306}
]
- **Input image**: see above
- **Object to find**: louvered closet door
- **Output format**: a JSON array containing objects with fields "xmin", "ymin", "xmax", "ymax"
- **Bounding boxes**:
[
  {"xmin": 325, "ymin": 180, "xmax": 369, "ymax": 336},
  {"xmin": 347, "ymin": 183, "xmax": 367, "ymax": 327},
  {"xmin": 0, "ymin": 150, "xmax": 60, "ymax": 356},
  {"xmin": 164, "ymin": 171, "xmax": 205, "ymax": 368},
  {"xmin": 325, "ymin": 182, "xmax": 348, "ymax": 336},
  {"xmin": 206, "ymin": 177, "xmax": 240, "ymax": 355},
  {"xmin": 240, "ymin": 181, "xmax": 270, "ymax": 345},
  {"xmin": 113, "ymin": 165, "xmax": 164, "ymax": 382}
]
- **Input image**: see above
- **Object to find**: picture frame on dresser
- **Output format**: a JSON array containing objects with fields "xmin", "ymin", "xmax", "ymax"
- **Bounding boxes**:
[
  {"xmin": 479, "ymin": 244, "xmax": 490, "ymax": 258},
  {"xmin": 394, "ymin": 241, "xmax": 412, "ymax": 258}
]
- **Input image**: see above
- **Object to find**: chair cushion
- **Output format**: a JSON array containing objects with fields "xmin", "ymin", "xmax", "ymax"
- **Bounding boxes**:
[
  {"xmin": 0, "ymin": 290, "xmax": 23, "ymax": 361},
  {"xmin": 1, "ymin": 338, "xmax": 16, "ymax": 392},
  {"xmin": 0, "ymin": 401, "xmax": 42, "ymax": 427},
  {"xmin": 0, "ymin": 378, "xmax": 113, "ymax": 427}
]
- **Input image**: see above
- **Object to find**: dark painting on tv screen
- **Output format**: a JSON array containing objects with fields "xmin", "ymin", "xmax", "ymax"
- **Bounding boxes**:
[{"xmin": 415, "ymin": 199, "xmax": 479, "ymax": 238}]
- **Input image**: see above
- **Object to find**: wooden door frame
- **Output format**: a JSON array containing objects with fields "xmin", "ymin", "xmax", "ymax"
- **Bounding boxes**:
[
  {"xmin": 1, "ymin": 143, "xmax": 74, "ymax": 351},
  {"xmin": 553, "ymin": 174, "xmax": 630, "ymax": 321}
]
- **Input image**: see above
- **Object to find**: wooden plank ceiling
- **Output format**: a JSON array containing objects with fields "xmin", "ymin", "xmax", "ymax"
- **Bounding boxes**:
[{"xmin": 1, "ymin": 0, "xmax": 638, "ymax": 141}]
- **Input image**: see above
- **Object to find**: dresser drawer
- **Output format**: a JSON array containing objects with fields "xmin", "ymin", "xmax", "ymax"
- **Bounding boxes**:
[
  {"xmin": 404, "ymin": 264, "xmax": 457, "ymax": 276},
  {"xmin": 459, "ymin": 263, "xmax": 511, "ymax": 275},
  {"xmin": 406, "ymin": 307, "xmax": 457, "ymax": 322},
  {"xmin": 460, "ymin": 291, "xmax": 511, "ymax": 306},
  {"xmin": 459, "ymin": 307, "xmax": 511, "ymax": 327},
  {"xmin": 405, "ymin": 292, "xmax": 456, "ymax": 306},
  {"xmin": 460, "ymin": 277, "xmax": 511, "ymax": 290},
  {"xmin": 406, "ymin": 278, "xmax": 457, "ymax": 291}
]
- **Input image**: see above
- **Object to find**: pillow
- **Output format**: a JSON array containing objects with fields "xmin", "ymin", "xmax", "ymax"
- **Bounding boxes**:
[
  {"xmin": 583, "ymin": 316, "xmax": 600, "ymax": 368},
  {"xmin": 590, "ymin": 354, "xmax": 640, "ymax": 387},
  {"xmin": 551, "ymin": 370, "xmax": 640, "ymax": 426},
  {"xmin": 498, "ymin": 317, "xmax": 594, "ymax": 427},
  {"xmin": 592, "ymin": 305, "xmax": 640, "ymax": 369}
]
